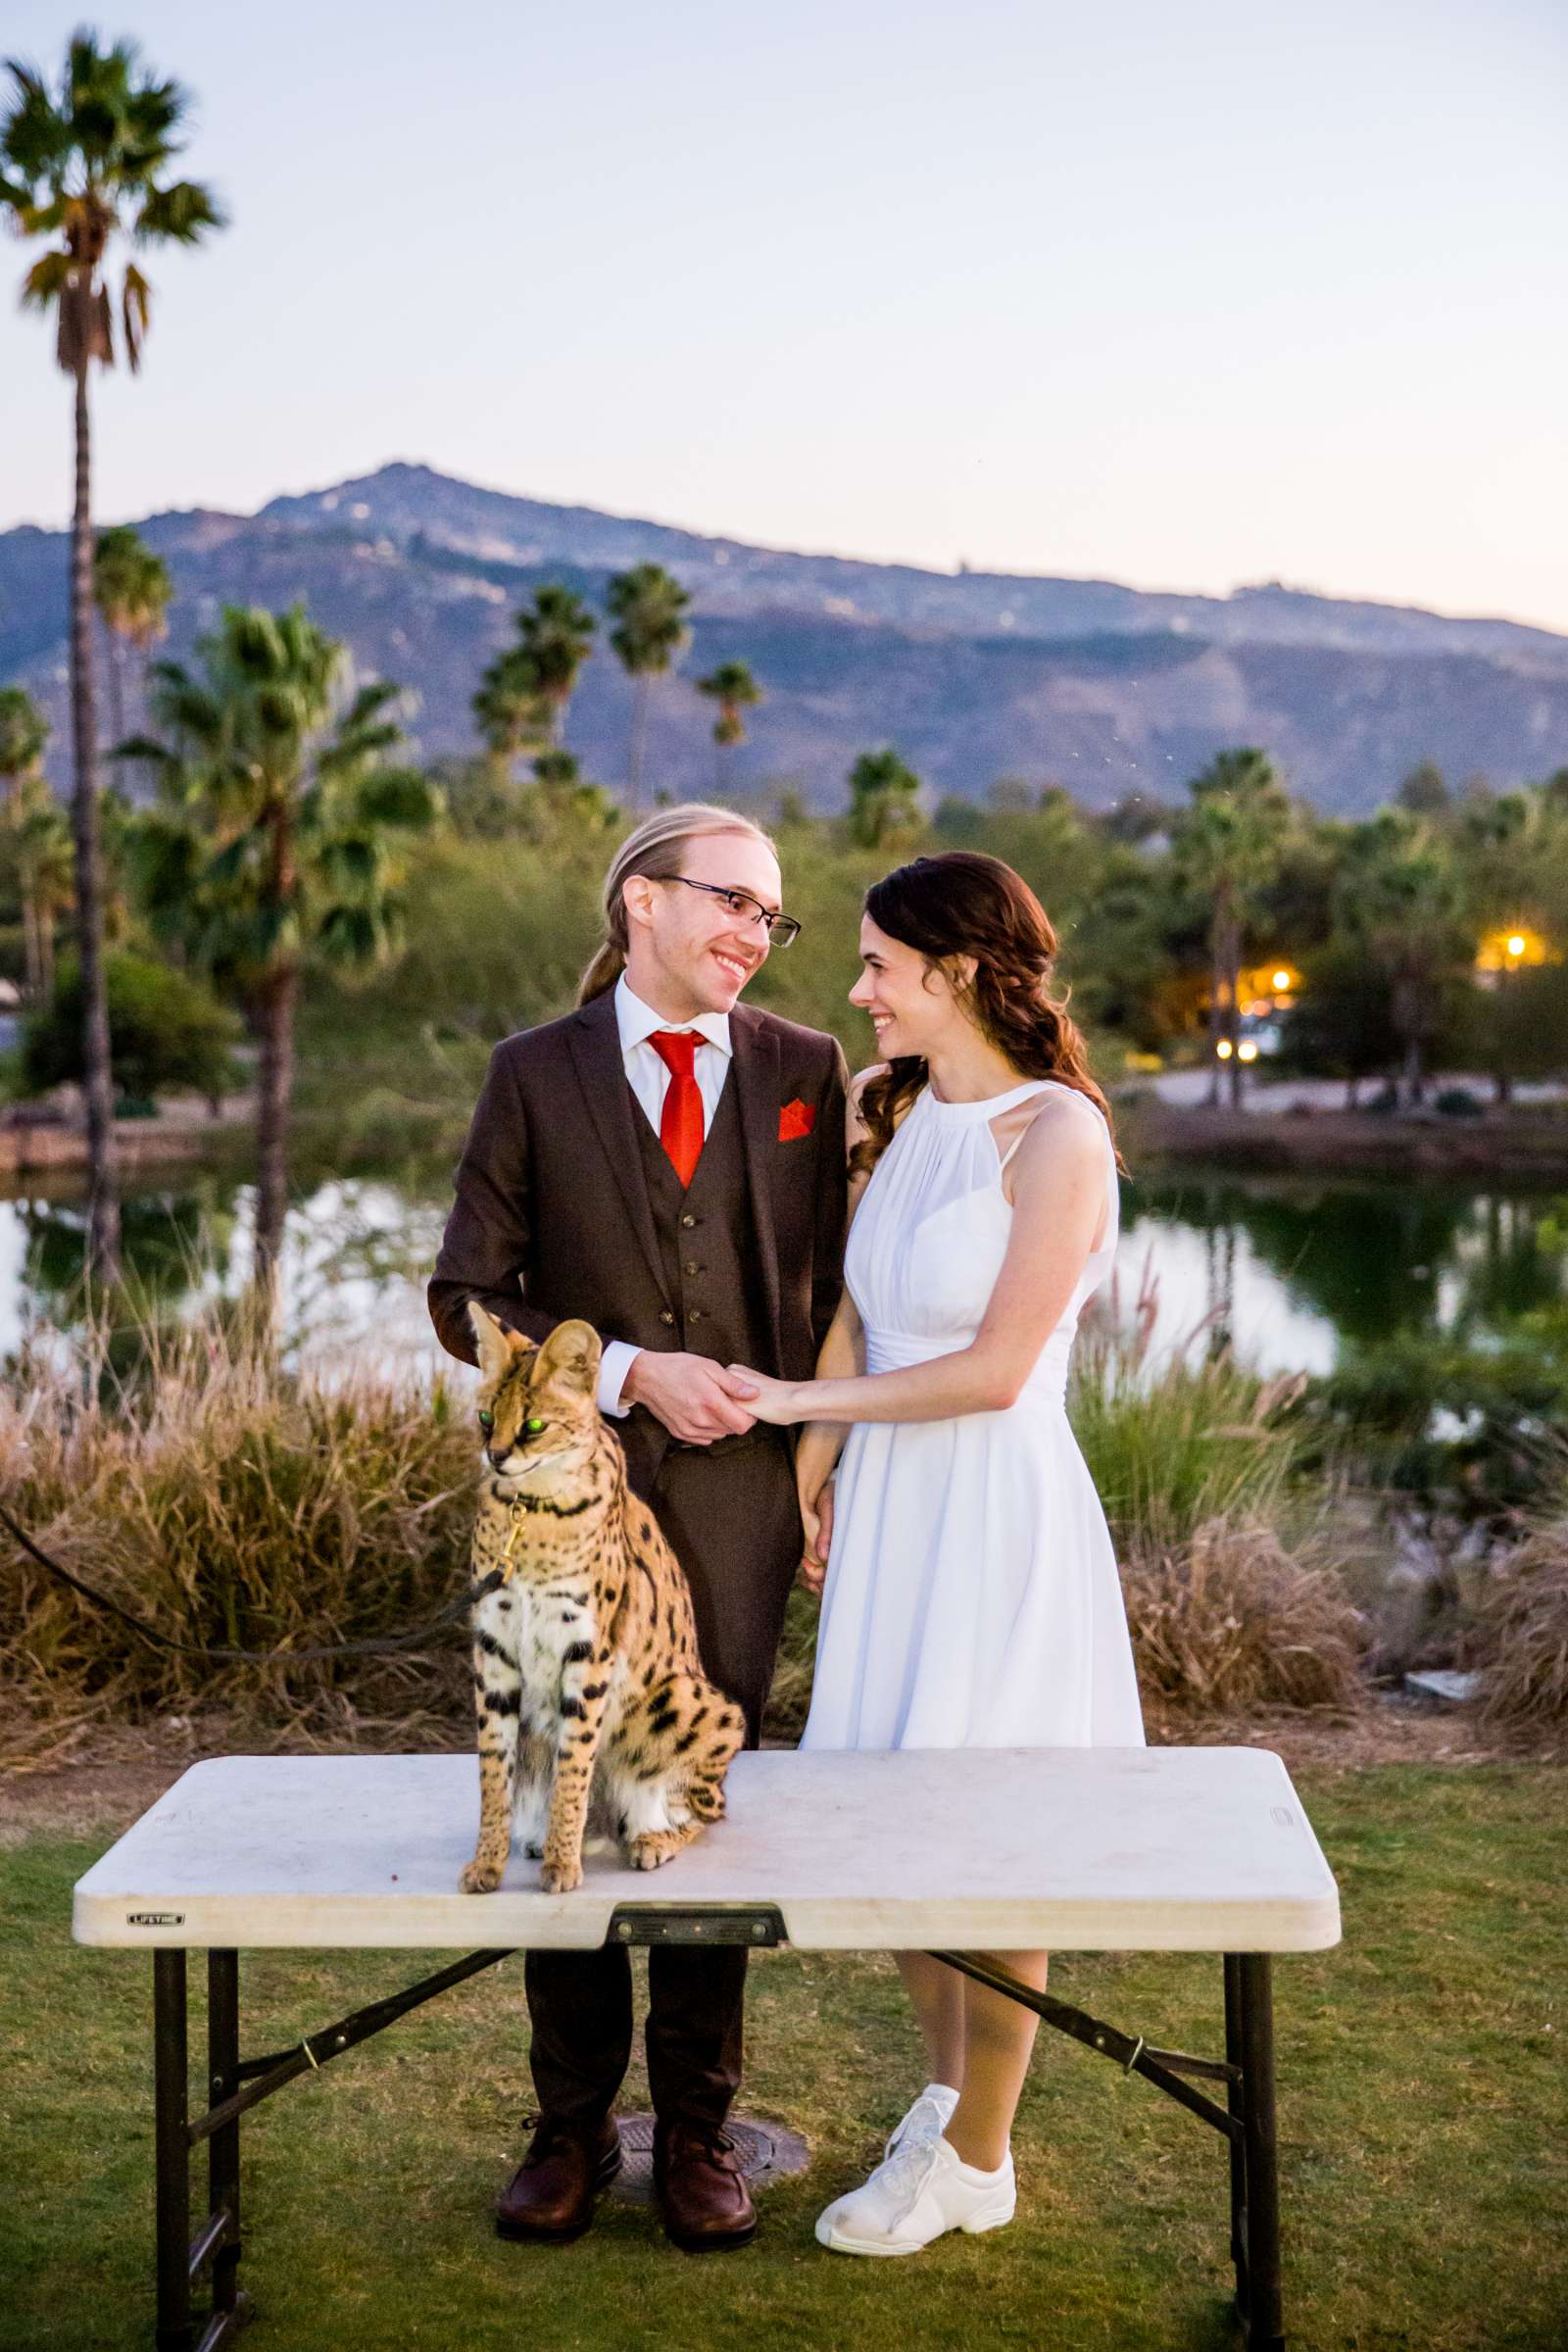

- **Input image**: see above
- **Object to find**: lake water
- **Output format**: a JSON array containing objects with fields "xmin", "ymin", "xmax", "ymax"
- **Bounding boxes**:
[{"xmin": 3, "ymin": 1153, "xmax": 1563, "ymax": 1381}]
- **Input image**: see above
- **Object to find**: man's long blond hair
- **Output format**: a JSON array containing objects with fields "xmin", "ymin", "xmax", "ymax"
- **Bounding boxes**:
[{"xmin": 577, "ymin": 804, "xmax": 779, "ymax": 1005}]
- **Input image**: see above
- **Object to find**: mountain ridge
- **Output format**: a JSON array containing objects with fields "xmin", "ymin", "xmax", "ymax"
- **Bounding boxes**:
[{"xmin": 3, "ymin": 460, "xmax": 1566, "ymax": 814}]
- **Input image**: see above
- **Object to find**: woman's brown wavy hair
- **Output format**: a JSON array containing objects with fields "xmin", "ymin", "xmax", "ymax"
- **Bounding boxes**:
[{"xmin": 850, "ymin": 851, "xmax": 1122, "ymax": 1181}]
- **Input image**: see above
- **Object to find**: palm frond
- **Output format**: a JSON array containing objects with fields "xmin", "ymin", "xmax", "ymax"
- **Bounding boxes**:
[
  {"xmin": 1, "ymin": 60, "xmax": 72, "ymax": 183},
  {"xmin": 19, "ymin": 249, "xmax": 71, "ymax": 309},
  {"xmin": 122, "ymin": 260, "xmax": 150, "ymax": 369},
  {"xmin": 135, "ymin": 176, "xmax": 225, "ymax": 245}
]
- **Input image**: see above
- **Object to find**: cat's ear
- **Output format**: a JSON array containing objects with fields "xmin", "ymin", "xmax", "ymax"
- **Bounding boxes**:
[
  {"xmin": 467, "ymin": 1302, "xmax": 533, "ymax": 1386},
  {"xmin": 533, "ymin": 1317, "xmax": 603, "ymax": 1401}
]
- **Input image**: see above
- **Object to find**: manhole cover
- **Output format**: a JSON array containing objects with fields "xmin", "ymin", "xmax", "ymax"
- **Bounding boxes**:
[{"xmin": 610, "ymin": 2113, "xmax": 810, "ymax": 2205}]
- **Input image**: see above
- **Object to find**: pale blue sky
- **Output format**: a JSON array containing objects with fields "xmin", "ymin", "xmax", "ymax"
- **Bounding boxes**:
[{"xmin": 4, "ymin": 0, "xmax": 1566, "ymax": 625}]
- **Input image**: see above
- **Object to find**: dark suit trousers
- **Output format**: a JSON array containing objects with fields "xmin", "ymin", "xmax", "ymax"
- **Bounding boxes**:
[{"xmin": 525, "ymin": 1429, "xmax": 803, "ymax": 2130}]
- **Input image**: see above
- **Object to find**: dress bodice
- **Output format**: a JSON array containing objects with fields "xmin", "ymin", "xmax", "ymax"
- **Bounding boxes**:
[{"xmin": 845, "ymin": 1079, "xmax": 1118, "ymax": 1406}]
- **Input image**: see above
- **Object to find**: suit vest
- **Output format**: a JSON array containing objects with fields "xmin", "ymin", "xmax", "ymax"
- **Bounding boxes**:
[{"xmin": 630, "ymin": 1070, "xmax": 774, "ymax": 1376}]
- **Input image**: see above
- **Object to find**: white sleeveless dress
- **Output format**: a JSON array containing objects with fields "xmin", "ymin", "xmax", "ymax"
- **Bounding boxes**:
[{"xmin": 800, "ymin": 1079, "xmax": 1146, "ymax": 1752}]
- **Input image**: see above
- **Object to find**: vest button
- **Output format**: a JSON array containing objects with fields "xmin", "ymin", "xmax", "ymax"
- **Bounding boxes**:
[
  {"xmin": 680, "ymin": 1214, "xmax": 697, "ymax": 1229},
  {"xmin": 660, "ymin": 1309, "xmax": 675, "ymax": 1326},
  {"xmin": 685, "ymin": 1260, "xmax": 703, "ymax": 1276},
  {"xmin": 688, "ymin": 1307, "xmax": 705, "ymax": 1322}
]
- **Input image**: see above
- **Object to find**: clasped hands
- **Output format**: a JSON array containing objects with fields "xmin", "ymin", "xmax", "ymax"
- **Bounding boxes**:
[{"xmin": 621, "ymin": 1352, "xmax": 828, "ymax": 1590}]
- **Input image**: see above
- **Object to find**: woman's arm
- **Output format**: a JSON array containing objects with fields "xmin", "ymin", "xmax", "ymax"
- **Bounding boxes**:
[
  {"xmin": 738, "ymin": 1093, "xmax": 1108, "ymax": 1428},
  {"xmin": 791, "ymin": 1065, "xmax": 877, "ymax": 1587},
  {"xmin": 793, "ymin": 1285, "xmax": 864, "ymax": 1587}
]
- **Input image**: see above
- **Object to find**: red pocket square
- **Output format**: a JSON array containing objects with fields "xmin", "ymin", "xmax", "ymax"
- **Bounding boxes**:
[{"xmin": 778, "ymin": 1099, "xmax": 814, "ymax": 1141}]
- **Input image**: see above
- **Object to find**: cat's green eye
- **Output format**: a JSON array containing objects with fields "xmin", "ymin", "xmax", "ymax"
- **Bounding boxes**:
[
  {"xmin": 525, "ymin": 1416, "xmax": 545, "ymax": 1434},
  {"xmin": 476, "ymin": 1409, "xmax": 494, "ymax": 1435}
]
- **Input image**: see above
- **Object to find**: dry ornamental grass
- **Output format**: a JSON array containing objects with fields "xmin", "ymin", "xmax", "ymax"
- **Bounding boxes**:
[
  {"xmin": 1475, "ymin": 1499, "xmax": 1568, "ymax": 1725},
  {"xmin": 0, "ymin": 1315, "xmax": 476, "ymax": 1763}
]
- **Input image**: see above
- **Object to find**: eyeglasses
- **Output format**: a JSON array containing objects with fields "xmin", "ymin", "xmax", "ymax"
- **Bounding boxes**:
[{"xmin": 663, "ymin": 875, "xmax": 802, "ymax": 947}]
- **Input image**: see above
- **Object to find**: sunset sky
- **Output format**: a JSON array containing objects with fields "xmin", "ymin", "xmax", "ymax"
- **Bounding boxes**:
[{"xmin": 4, "ymin": 0, "xmax": 1565, "ymax": 627}]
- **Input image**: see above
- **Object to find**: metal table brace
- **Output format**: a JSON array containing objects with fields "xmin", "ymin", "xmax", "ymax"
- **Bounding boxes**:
[{"xmin": 149, "ymin": 1907, "xmax": 1284, "ymax": 2352}]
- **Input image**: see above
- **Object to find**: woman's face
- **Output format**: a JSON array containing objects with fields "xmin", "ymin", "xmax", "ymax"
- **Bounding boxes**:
[{"xmin": 848, "ymin": 914, "xmax": 971, "ymax": 1060}]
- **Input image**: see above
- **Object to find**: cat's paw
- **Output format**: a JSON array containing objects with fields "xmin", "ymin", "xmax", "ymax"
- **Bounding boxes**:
[
  {"xmin": 539, "ymin": 1851, "xmax": 584, "ymax": 1894},
  {"xmin": 629, "ymin": 1828, "xmax": 694, "ymax": 1871},
  {"xmin": 460, "ymin": 1856, "xmax": 504, "ymax": 1894}
]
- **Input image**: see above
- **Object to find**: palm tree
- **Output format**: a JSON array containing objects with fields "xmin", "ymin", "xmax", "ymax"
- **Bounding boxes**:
[
  {"xmin": 0, "ymin": 686, "xmax": 71, "ymax": 1000},
  {"xmin": 606, "ymin": 564, "xmax": 691, "ymax": 806},
  {"xmin": 696, "ymin": 660, "xmax": 762, "ymax": 792},
  {"xmin": 17, "ymin": 785, "xmax": 74, "ymax": 1005},
  {"xmin": 1173, "ymin": 748, "xmax": 1292, "ymax": 1105},
  {"xmin": 847, "ymin": 748, "xmax": 923, "ymax": 849},
  {"xmin": 0, "ymin": 686, "xmax": 48, "ymax": 808},
  {"xmin": 472, "ymin": 644, "xmax": 550, "ymax": 775},
  {"xmin": 1334, "ymin": 810, "xmax": 1466, "ymax": 1107},
  {"xmin": 121, "ymin": 605, "xmax": 439, "ymax": 1290},
  {"xmin": 514, "ymin": 586, "xmax": 596, "ymax": 745},
  {"xmin": 93, "ymin": 522, "xmax": 172, "ymax": 745},
  {"xmin": 2, "ymin": 31, "xmax": 225, "ymax": 1281}
]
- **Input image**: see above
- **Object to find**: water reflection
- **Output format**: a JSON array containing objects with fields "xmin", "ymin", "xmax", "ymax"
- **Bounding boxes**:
[{"xmin": 2, "ymin": 1162, "xmax": 1564, "ymax": 1381}]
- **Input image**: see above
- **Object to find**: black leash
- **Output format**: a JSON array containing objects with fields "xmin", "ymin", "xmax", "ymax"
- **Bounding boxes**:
[{"xmin": 0, "ymin": 1495, "xmax": 501, "ymax": 1666}]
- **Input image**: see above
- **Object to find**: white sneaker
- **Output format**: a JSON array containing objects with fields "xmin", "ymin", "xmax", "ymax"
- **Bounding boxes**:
[
  {"xmin": 815, "ymin": 2132, "xmax": 1016, "ymax": 2256},
  {"xmin": 883, "ymin": 2082, "xmax": 959, "ymax": 2159}
]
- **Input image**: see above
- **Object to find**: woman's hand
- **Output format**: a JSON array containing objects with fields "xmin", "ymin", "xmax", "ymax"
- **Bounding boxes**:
[
  {"xmin": 727, "ymin": 1365, "xmax": 803, "ymax": 1426},
  {"xmin": 797, "ymin": 1475, "xmax": 835, "ymax": 1594}
]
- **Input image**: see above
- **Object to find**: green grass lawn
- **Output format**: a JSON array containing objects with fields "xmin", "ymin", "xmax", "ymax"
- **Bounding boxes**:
[{"xmin": 2, "ymin": 1764, "xmax": 1565, "ymax": 2352}]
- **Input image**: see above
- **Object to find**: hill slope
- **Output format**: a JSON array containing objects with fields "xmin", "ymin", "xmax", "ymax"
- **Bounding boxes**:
[{"xmin": 3, "ymin": 461, "xmax": 1566, "ymax": 812}]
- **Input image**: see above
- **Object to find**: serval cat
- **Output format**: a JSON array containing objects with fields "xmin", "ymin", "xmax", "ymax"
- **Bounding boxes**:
[{"xmin": 459, "ymin": 1305, "xmax": 746, "ymax": 1895}]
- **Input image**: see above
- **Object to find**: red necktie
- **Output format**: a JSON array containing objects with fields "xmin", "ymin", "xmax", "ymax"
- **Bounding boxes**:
[{"xmin": 649, "ymin": 1031, "xmax": 705, "ymax": 1189}]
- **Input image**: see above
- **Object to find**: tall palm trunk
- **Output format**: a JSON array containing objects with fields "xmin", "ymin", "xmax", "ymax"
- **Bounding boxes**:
[
  {"xmin": 1223, "ymin": 913, "xmax": 1245, "ymax": 1108},
  {"xmin": 69, "ymin": 349, "xmax": 121, "ymax": 1281},
  {"xmin": 628, "ymin": 673, "xmax": 650, "ymax": 808},
  {"xmin": 1393, "ymin": 979, "xmax": 1425, "ymax": 1107},
  {"xmin": 1205, "ymin": 890, "xmax": 1232, "ymax": 1106},
  {"xmin": 253, "ymin": 796, "xmax": 298, "ymax": 1292},
  {"xmin": 37, "ymin": 895, "xmax": 55, "ymax": 1003},
  {"xmin": 20, "ymin": 886, "xmax": 43, "ymax": 1001},
  {"xmin": 103, "ymin": 621, "xmax": 125, "ymax": 749},
  {"xmin": 254, "ymin": 961, "xmax": 297, "ymax": 1291}
]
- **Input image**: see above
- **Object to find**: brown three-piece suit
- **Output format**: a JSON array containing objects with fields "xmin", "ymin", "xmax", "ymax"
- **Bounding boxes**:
[{"xmin": 429, "ymin": 983, "xmax": 849, "ymax": 2129}]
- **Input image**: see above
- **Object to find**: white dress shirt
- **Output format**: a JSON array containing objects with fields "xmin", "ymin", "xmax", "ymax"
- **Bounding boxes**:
[{"xmin": 596, "ymin": 974, "xmax": 733, "ymax": 1416}]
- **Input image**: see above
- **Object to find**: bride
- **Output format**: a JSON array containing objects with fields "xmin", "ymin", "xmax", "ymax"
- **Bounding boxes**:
[{"xmin": 732, "ymin": 849, "xmax": 1145, "ymax": 2257}]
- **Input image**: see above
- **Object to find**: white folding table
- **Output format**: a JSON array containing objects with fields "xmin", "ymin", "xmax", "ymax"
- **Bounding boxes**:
[{"xmin": 74, "ymin": 1746, "xmax": 1340, "ymax": 2351}]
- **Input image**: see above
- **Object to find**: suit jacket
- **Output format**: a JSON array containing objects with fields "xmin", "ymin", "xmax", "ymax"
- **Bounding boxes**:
[{"xmin": 427, "ymin": 986, "xmax": 851, "ymax": 1494}]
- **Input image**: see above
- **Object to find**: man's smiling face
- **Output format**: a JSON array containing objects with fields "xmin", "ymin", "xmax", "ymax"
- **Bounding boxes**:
[{"xmin": 623, "ymin": 829, "xmax": 785, "ymax": 1019}]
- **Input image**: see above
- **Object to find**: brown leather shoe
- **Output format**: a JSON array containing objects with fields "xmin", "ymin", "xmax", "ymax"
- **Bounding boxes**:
[
  {"xmin": 495, "ymin": 2114, "xmax": 622, "ymax": 2242},
  {"xmin": 654, "ymin": 2120, "xmax": 758, "ymax": 2252}
]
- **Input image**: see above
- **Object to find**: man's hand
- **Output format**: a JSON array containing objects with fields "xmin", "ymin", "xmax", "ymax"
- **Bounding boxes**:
[
  {"xmin": 621, "ymin": 1351, "xmax": 759, "ymax": 1444},
  {"xmin": 798, "ymin": 1476, "xmax": 835, "ymax": 1594}
]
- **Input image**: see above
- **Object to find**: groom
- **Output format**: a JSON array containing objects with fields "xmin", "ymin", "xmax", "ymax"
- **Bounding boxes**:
[{"xmin": 428, "ymin": 804, "xmax": 848, "ymax": 2251}]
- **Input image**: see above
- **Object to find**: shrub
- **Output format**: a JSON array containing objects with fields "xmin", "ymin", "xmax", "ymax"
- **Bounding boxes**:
[
  {"xmin": 1122, "ymin": 1517, "xmax": 1365, "ymax": 1717},
  {"xmin": 21, "ymin": 953, "xmax": 241, "ymax": 1106},
  {"xmin": 0, "ymin": 1312, "xmax": 475, "ymax": 1759},
  {"xmin": 1310, "ymin": 1323, "xmax": 1568, "ymax": 1519},
  {"xmin": 1067, "ymin": 1269, "xmax": 1308, "ymax": 1553},
  {"xmin": 1474, "ymin": 1494, "xmax": 1568, "ymax": 1724}
]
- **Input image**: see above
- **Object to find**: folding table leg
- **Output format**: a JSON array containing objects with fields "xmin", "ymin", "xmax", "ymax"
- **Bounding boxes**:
[
  {"xmin": 208, "ymin": 1951, "xmax": 241, "ymax": 2321},
  {"xmin": 153, "ymin": 1950, "xmax": 192, "ymax": 2352},
  {"xmin": 1224, "ymin": 1954, "xmax": 1249, "ymax": 2324},
  {"xmin": 1237, "ymin": 1954, "xmax": 1284, "ymax": 2352}
]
